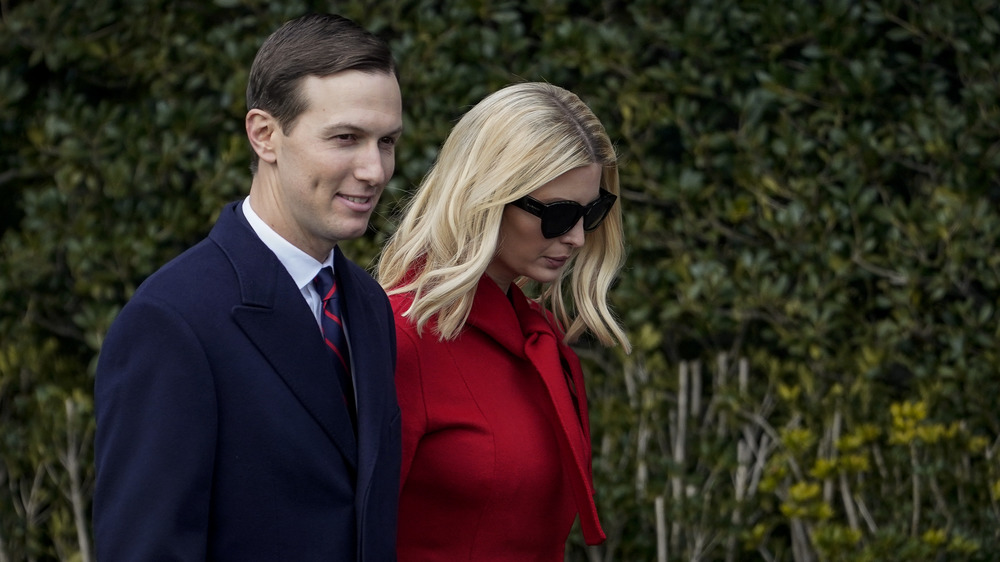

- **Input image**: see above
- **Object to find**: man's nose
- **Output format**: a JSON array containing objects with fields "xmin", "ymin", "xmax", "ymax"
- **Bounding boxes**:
[{"xmin": 355, "ymin": 143, "xmax": 388, "ymax": 186}]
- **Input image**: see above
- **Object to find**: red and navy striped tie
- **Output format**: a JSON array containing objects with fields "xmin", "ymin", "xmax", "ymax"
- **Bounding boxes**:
[{"xmin": 313, "ymin": 266, "xmax": 356, "ymax": 429}]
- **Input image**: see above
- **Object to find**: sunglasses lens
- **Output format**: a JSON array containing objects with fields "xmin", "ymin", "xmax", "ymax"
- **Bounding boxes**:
[
  {"xmin": 537, "ymin": 193, "xmax": 617, "ymax": 238},
  {"xmin": 583, "ymin": 199, "xmax": 615, "ymax": 231},
  {"xmin": 540, "ymin": 205, "xmax": 581, "ymax": 238}
]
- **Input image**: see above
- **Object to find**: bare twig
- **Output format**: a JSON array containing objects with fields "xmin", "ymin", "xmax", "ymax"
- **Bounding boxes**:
[
  {"xmin": 728, "ymin": 440, "xmax": 751, "ymax": 562},
  {"xmin": 691, "ymin": 360, "xmax": 702, "ymax": 419},
  {"xmin": 927, "ymin": 474, "xmax": 952, "ymax": 531},
  {"xmin": 855, "ymin": 493, "xmax": 879, "ymax": 533},
  {"xmin": 712, "ymin": 352, "xmax": 729, "ymax": 438},
  {"xmin": 655, "ymin": 495, "xmax": 667, "ymax": 562},
  {"xmin": 790, "ymin": 518, "xmax": 816, "ymax": 562},
  {"xmin": 636, "ymin": 416, "xmax": 650, "ymax": 499},
  {"xmin": 824, "ymin": 410, "xmax": 842, "ymax": 504},
  {"xmin": 0, "ymin": 460, "xmax": 9, "ymax": 562},
  {"xmin": 738, "ymin": 357, "xmax": 749, "ymax": 396},
  {"xmin": 839, "ymin": 473, "xmax": 860, "ymax": 532},
  {"xmin": 910, "ymin": 443, "xmax": 921, "ymax": 537},
  {"xmin": 64, "ymin": 398, "xmax": 93, "ymax": 562},
  {"xmin": 851, "ymin": 253, "xmax": 909, "ymax": 286},
  {"xmin": 670, "ymin": 362, "xmax": 689, "ymax": 548}
]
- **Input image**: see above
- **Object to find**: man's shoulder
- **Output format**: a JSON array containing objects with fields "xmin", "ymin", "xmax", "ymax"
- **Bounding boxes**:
[{"xmin": 129, "ymin": 237, "xmax": 236, "ymax": 310}]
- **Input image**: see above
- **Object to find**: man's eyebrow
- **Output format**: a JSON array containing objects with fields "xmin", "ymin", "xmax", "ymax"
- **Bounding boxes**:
[{"xmin": 320, "ymin": 122, "xmax": 404, "ymax": 137}]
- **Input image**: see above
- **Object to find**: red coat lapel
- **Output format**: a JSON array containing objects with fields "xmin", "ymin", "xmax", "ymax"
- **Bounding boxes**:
[{"xmin": 466, "ymin": 277, "xmax": 606, "ymax": 544}]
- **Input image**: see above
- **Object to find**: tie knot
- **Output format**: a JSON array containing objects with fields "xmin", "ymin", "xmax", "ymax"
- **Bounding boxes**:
[{"xmin": 313, "ymin": 266, "xmax": 336, "ymax": 301}]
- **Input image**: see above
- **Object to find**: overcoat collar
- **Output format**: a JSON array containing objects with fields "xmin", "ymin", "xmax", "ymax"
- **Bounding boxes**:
[
  {"xmin": 209, "ymin": 202, "xmax": 359, "ymax": 469},
  {"xmin": 464, "ymin": 276, "xmax": 528, "ymax": 357}
]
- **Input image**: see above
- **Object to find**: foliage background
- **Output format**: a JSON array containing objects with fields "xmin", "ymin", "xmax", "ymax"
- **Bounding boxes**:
[{"xmin": 1, "ymin": 0, "xmax": 999, "ymax": 560}]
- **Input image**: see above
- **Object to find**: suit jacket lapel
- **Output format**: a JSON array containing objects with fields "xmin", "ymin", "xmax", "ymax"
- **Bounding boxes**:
[
  {"xmin": 211, "ymin": 202, "xmax": 359, "ymax": 468},
  {"xmin": 334, "ymin": 248, "xmax": 390, "ymax": 496}
]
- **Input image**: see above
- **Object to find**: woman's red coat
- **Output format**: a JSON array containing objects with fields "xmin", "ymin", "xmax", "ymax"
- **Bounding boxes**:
[{"xmin": 391, "ymin": 275, "xmax": 605, "ymax": 561}]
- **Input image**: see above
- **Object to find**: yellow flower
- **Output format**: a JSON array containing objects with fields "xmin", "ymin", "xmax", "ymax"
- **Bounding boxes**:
[
  {"xmin": 922, "ymin": 528, "xmax": 947, "ymax": 547},
  {"xmin": 840, "ymin": 454, "xmax": 870, "ymax": 473},
  {"xmin": 788, "ymin": 481, "xmax": 821, "ymax": 503},
  {"xmin": 781, "ymin": 427, "xmax": 816, "ymax": 454},
  {"xmin": 990, "ymin": 480, "xmax": 1000, "ymax": 501},
  {"xmin": 809, "ymin": 458, "xmax": 838, "ymax": 479},
  {"xmin": 968, "ymin": 436, "xmax": 989, "ymax": 454}
]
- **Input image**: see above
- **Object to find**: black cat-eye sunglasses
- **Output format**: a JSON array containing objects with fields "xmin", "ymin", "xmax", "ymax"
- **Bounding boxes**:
[{"xmin": 510, "ymin": 189, "xmax": 617, "ymax": 238}]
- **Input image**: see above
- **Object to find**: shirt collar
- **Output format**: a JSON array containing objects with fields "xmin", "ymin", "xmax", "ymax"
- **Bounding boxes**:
[{"xmin": 242, "ymin": 197, "xmax": 333, "ymax": 290}]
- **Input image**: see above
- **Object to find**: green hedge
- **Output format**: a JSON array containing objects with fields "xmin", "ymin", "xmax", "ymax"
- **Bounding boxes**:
[{"xmin": 2, "ymin": 0, "xmax": 998, "ymax": 560}]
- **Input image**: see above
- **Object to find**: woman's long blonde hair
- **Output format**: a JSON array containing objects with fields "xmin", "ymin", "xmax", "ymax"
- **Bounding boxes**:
[{"xmin": 378, "ymin": 82, "xmax": 630, "ymax": 352}]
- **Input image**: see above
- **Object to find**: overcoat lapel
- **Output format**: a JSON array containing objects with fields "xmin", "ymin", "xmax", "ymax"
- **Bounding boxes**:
[
  {"xmin": 467, "ymin": 277, "xmax": 606, "ymax": 544},
  {"xmin": 334, "ymin": 247, "xmax": 388, "ymax": 495},
  {"xmin": 210, "ymin": 203, "xmax": 359, "ymax": 469}
]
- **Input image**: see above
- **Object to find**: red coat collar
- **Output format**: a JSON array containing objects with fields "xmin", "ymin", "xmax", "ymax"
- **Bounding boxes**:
[{"xmin": 465, "ymin": 276, "xmax": 562, "ymax": 357}]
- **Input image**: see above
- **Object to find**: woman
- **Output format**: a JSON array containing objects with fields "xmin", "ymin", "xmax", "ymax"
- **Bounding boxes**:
[{"xmin": 378, "ymin": 82, "xmax": 631, "ymax": 561}]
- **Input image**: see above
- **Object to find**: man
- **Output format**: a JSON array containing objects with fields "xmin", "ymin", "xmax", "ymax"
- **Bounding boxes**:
[{"xmin": 94, "ymin": 13, "xmax": 403, "ymax": 560}]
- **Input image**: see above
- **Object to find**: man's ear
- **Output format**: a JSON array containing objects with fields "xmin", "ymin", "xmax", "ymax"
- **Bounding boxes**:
[{"xmin": 246, "ymin": 109, "xmax": 280, "ymax": 165}]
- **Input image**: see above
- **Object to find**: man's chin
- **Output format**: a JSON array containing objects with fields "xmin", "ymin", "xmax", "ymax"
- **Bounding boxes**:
[{"xmin": 332, "ymin": 224, "xmax": 372, "ymax": 243}]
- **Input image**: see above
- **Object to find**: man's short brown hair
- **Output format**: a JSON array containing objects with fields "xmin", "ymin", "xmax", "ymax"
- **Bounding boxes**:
[{"xmin": 246, "ymin": 13, "xmax": 398, "ymax": 173}]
